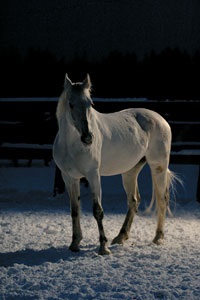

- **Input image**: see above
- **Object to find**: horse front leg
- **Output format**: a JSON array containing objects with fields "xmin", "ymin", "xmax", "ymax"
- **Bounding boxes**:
[
  {"xmin": 87, "ymin": 170, "xmax": 111, "ymax": 255},
  {"xmin": 62, "ymin": 173, "xmax": 82, "ymax": 252}
]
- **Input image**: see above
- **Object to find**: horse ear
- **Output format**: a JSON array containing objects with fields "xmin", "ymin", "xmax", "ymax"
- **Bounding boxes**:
[
  {"xmin": 83, "ymin": 74, "xmax": 92, "ymax": 91},
  {"xmin": 64, "ymin": 73, "xmax": 72, "ymax": 90}
]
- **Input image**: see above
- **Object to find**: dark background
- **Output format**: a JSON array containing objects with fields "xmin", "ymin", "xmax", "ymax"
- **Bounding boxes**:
[{"xmin": 1, "ymin": 0, "xmax": 200, "ymax": 99}]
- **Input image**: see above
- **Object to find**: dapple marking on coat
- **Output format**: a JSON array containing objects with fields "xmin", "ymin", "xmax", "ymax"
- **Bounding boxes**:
[{"xmin": 53, "ymin": 74, "xmax": 176, "ymax": 255}]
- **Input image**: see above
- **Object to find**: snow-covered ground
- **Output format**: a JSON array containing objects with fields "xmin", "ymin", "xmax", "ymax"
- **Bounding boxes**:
[{"xmin": 0, "ymin": 160, "xmax": 199, "ymax": 300}]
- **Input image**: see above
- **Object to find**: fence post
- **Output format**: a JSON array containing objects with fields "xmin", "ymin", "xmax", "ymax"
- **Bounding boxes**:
[{"xmin": 197, "ymin": 165, "xmax": 200, "ymax": 203}]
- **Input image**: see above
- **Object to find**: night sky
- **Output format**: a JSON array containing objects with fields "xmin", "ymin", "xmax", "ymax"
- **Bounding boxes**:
[{"xmin": 1, "ymin": 0, "xmax": 200, "ymax": 61}]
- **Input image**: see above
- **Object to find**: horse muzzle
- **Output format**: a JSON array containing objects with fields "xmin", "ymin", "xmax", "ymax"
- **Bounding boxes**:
[{"xmin": 81, "ymin": 132, "xmax": 93, "ymax": 145}]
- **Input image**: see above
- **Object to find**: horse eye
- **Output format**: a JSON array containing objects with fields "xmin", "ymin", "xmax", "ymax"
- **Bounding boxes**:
[{"xmin": 69, "ymin": 102, "xmax": 74, "ymax": 109}]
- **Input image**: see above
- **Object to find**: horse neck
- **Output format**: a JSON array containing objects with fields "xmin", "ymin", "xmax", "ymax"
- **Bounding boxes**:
[{"xmin": 58, "ymin": 115, "xmax": 77, "ymax": 147}]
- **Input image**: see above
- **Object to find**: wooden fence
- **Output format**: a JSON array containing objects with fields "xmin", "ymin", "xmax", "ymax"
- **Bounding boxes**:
[{"xmin": 0, "ymin": 98, "xmax": 199, "ymax": 200}]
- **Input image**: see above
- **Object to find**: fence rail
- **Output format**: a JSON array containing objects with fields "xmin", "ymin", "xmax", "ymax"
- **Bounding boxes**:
[{"xmin": 0, "ymin": 98, "xmax": 199, "ymax": 200}]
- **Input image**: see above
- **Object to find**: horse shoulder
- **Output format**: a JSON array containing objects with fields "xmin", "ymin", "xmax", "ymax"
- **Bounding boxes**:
[{"xmin": 92, "ymin": 110, "xmax": 112, "ymax": 139}]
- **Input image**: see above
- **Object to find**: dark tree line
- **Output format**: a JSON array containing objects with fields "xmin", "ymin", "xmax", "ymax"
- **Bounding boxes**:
[{"xmin": 0, "ymin": 46, "xmax": 200, "ymax": 99}]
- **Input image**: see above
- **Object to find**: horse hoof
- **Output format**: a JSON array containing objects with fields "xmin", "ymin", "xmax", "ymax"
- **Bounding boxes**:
[
  {"xmin": 98, "ymin": 246, "xmax": 111, "ymax": 255},
  {"xmin": 153, "ymin": 231, "xmax": 164, "ymax": 245},
  {"xmin": 111, "ymin": 236, "xmax": 124, "ymax": 245},
  {"xmin": 153, "ymin": 238, "xmax": 164, "ymax": 245},
  {"xmin": 69, "ymin": 243, "xmax": 80, "ymax": 252}
]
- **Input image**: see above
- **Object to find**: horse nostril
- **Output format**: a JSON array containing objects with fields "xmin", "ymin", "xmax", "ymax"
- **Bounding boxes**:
[{"xmin": 81, "ymin": 132, "xmax": 93, "ymax": 145}]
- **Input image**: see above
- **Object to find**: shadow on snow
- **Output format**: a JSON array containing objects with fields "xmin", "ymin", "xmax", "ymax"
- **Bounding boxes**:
[{"xmin": 0, "ymin": 245, "xmax": 100, "ymax": 267}]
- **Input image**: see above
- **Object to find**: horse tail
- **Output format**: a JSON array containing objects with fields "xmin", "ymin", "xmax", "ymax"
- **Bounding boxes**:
[
  {"xmin": 145, "ymin": 168, "xmax": 182, "ymax": 216},
  {"xmin": 145, "ymin": 185, "xmax": 155, "ymax": 214},
  {"xmin": 165, "ymin": 169, "xmax": 179, "ymax": 216}
]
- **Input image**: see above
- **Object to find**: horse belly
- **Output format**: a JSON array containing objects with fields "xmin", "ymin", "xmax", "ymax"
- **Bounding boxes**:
[{"xmin": 100, "ymin": 145, "xmax": 145, "ymax": 176}]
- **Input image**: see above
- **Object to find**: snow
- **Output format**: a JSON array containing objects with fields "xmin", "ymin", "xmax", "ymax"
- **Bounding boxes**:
[{"xmin": 0, "ymin": 160, "xmax": 200, "ymax": 299}]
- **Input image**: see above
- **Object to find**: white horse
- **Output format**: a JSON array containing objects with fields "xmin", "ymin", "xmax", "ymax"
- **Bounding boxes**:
[{"xmin": 53, "ymin": 74, "xmax": 175, "ymax": 255}]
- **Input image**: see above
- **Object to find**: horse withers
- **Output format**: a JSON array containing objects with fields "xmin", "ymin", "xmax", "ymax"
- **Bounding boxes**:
[{"xmin": 53, "ymin": 74, "xmax": 176, "ymax": 255}]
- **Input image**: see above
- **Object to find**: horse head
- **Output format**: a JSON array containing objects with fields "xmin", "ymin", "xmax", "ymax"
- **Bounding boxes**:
[{"xmin": 64, "ymin": 74, "xmax": 94, "ymax": 145}]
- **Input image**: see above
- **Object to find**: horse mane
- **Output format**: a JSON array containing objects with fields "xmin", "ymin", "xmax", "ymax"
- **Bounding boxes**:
[{"xmin": 56, "ymin": 90, "xmax": 67, "ymax": 121}]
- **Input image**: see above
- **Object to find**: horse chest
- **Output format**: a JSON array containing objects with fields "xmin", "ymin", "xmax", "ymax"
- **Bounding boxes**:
[
  {"xmin": 54, "ymin": 138, "xmax": 98, "ymax": 178},
  {"xmin": 53, "ymin": 139, "xmax": 77, "ymax": 176}
]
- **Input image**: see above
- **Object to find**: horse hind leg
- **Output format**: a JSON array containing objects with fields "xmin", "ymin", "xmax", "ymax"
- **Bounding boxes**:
[
  {"xmin": 150, "ymin": 165, "xmax": 171, "ymax": 245},
  {"xmin": 112, "ymin": 157, "xmax": 146, "ymax": 245}
]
